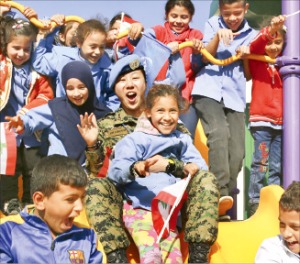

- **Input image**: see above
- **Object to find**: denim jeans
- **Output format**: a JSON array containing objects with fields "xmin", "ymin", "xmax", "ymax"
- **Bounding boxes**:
[
  {"xmin": 248, "ymin": 127, "xmax": 282, "ymax": 204},
  {"xmin": 193, "ymin": 97, "xmax": 245, "ymax": 196}
]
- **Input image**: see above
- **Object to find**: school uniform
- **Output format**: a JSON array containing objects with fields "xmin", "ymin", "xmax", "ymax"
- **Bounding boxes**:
[
  {"xmin": 32, "ymin": 33, "xmax": 120, "ymax": 111},
  {"xmin": 144, "ymin": 22, "xmax": 204, "ymax": 137},
  {"xmin": 192, "ymin": 16, "xmax": 257, "ymax": 196},
  {"xmin": 19, "ymin": 61, "xmax": 111, "ymax": 167},
  {"xmin": 0, "ymin": 54, "xmax": 53, "ymax": 208}
]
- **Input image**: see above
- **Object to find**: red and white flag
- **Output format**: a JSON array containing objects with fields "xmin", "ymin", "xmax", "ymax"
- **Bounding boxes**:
[
  {"xmin": 151, "ymin": 174, "xmax": 191, "ymax": 242},
  {"xmin": 0, "ymin": 122, "xmax": 17, "ymax": 175},
  {"xmin": 113, "ymin": 12, "xmax": 137, "ymax": 61},
  {"xmin": 119, "ymin": 12, "xmax": 138, "ymax": 32}
]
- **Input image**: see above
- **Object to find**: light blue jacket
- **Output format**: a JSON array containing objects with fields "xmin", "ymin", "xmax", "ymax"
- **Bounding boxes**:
[
  {"xmin": 20, "ymin": 103, "xmax": 68, "ymax": 158},
  {"xmin": 108, "ymin": 116, "xmax": 208, "ymax": 210},
  {"xmin": 192, "ymin": 16, "xmax": 257, "ymax": 112},
  {"xmin": 32, "ymin": 35, "xmax": 120, "ymax": 111}
]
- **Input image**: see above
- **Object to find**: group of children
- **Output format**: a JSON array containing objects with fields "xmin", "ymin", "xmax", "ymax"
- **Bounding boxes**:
[{"xmin": 0, "ymin": 0, "xmax": 297, "ymax": 263}]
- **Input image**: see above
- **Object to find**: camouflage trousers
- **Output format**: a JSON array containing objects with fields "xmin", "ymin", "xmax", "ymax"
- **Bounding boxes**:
[
  {"xmin": 85, "ymin": 177, "xmax": 129, "ymax": 254},
  {"xmin": 85, "ymin": 170, "xmax": 219, "ymax": 254},
  {"xmin": 184, "ymin": 170, "xmax": 219, "ymax": 244}
]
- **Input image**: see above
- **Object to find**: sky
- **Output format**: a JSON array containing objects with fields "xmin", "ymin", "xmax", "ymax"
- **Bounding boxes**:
[{"xmin": 12, "ymin": 1, "xmax": 214, "ymax": 32}]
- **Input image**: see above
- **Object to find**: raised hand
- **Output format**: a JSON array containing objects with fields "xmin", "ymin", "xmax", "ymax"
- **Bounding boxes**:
[
  {"xmin": 167, "ymin": 41, "xmax": 180, "ymax": 54},
  {"xmin": 0, "ymin": 1, "xmax": 11, "ymax": 16},
  {"xmin": 77, "ymin": 112, "xmax": 99, "ymax": 147},
  {"xmin": 270, "ymin": 15, "xmax": 286, "ymax": 35},
  {"xmin": 217, "ymin": 28, "xmax": 240, "ymax": 46},
  {"xmin": 236, "ymin": 45, "xmax": 250, "ymax": 58},
  {"xmin": 50, "ymin": 14, "xmax": 65, "ymax": 26},
  {"xmin": 128, "ymin": 22, "xmax": 144, "ymax": 40},
  {"xmin": 190, "ymin": 38, "xmax": 204, "ymax": 54},
  {"xmin": 23, "ymin": 6, "xmax": 38, "ymax": 20}
]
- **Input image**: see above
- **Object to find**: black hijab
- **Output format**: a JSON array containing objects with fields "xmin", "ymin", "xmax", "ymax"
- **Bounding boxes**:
[{"xmin": 48, "ymin": 61, "xmax": 111, "ymax": 165}]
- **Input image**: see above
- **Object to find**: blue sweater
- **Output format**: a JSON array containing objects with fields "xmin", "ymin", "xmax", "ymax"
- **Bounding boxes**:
[
  {"xmin": 33, "ymin": 36, "xmax": 119, "ymax": 111},
  {"xmin": 0, "ymin": 208, "xmax": 102, "ymax": 263}
]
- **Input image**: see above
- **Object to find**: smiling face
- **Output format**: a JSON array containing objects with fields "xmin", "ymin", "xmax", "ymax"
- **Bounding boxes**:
[
  {"xmin": 114, "ymin": 69, "xmax": 146, "ymax": 118},
  {"xmin": 78, "ymin": 31, "xmax": 106, "ymax": 64},
  {"xmin": 279, "ymin": 207, "xmax": 300, "ymax": 254},
  {"xmin": 166, "ymin": 5, "xmax": 191, "ymax": 34},
  {"xmin": 65, "ymin": 78, "xmax": 89, "ymax": 106},
  {"xmin": 6, "ymin": 35, "xmax": 33, "ymax": 67},
  {"xmin": 220, "ymin": 1, "xmax": 249, "ymax": 32},
  {"xmin": 35, "ymin": 183, "xmax": 85, "ymax": 238},
  {"xmin": 146, "ymin": 95, "xmax": 179, "ymax": 135},
  {"xmin": 264, "ymin": 33, "xmax": 284, "ymax": 59}
]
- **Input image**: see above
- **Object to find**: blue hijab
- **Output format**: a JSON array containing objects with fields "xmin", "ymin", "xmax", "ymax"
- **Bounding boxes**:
[{"xmin": 48, "ymin": 61, "xmax": 111, "ymax": 165}]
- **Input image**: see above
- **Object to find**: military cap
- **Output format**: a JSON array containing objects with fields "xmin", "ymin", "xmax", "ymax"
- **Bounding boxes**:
[{"xmin": 109, "ymin": 54, "xmax": 145, "ymax": 89}]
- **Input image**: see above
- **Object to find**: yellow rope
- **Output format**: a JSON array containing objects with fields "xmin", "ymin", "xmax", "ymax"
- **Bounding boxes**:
[
  {"xmin": 116, "ymin": 30, "xmax": 276, "ymax": 65},
  {"xmin": 179, "ymin": 41, "xmax": 276, "ymax": 65},
  {"xmin": 0, "ymin": 0, "xmax": 85, "ymax": 29}
]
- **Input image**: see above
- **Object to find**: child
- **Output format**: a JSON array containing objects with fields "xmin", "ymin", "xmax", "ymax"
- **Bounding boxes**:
[
  {"xmin": 0, "ymin": 6, "xmax": 54, "ymax": 214},
  {"xmin": 192, "ymin": 0, "xmax": 258, "ymax": 209},
  {"xmin": 245, "ymin": 15, "xmax": 286, "ymax": 216},
  {"xmin": 108, "ymin": 84, "xmax": 218, "ymax": 263},
  {"xmin": 53, "ymin": 21, "xmax": 79, "ymax": 47},
  {"xmin": 106, "ymin": 12, "xmax": 141, "ymax": 62},
  {"xmin": 5, "ymin": 61, "xmax": 111, "ymax": 168},
  {"xmin": 143, "ymin": 0, "xmax": 204, "ymax": 137},
  {"xmin": 0, "ymin": 154, "xmax": 103, "ymax": 263},
  {"xmin": 255, "ymin": 181, "xmax": 300, "ymax": 263},
  {"xmin": 32, "ymin": 17, "xmax": 119, "ymax": 111}
]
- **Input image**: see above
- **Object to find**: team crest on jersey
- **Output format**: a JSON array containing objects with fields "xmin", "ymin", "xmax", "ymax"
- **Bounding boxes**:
[{"xmin": 68, "ymin": 250, "xmax": 85, "ymax": 264}]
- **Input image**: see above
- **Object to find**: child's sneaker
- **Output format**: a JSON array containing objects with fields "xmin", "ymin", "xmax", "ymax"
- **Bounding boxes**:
[
  {"xmin": 218, "ymin": 196, "xmax": 234, "ymax": 217},
  {"xmin": 188, "ymin": 242, "xmax": 210, "ymax": 263},
  {"xmin": 106, "ymin": 248, "xmax": 128, "ymax": 263},
  {"xmin": 218, "ymin": 214, "xmax": 231, "ymax": 222}
]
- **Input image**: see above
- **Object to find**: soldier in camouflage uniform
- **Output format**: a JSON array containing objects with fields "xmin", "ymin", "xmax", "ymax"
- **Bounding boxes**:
[{"xmin": 78, "ymin": 54, "xmax": 219, "ymax": 263}]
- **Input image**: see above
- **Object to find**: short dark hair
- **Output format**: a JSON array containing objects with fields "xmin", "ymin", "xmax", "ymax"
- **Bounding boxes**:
[
  {"xmin": 109, "ymin": 12, "xmax": 132, "ymax": 29},
  {"xmin": 219, "ymin": 0, "xmax": 247, "ymax": 7},
  {"xmin": 279, "ymin": 181, "xmax": 300, "ymax": 212},
  {"xmin": 75, "ymin": 19, "xmax": 106, "ymax": 45},
  {"xmin": 165, "ymin": 0, "xmax": 195, "ymax": 19},
  {"xmin": 30, "ymin": 155, "xmax": 87, "ymax": 197}
]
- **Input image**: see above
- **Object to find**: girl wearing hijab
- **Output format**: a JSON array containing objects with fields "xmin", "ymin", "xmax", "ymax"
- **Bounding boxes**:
[{"xmin": 6, "ymin": 61, "xmax": 111, "ymax": 167}]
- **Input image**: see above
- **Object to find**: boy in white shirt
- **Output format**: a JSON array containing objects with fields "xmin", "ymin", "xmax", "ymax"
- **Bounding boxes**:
[{"xmin": 255, "ymin": 181, "xmax": 300, "ymax": 263}]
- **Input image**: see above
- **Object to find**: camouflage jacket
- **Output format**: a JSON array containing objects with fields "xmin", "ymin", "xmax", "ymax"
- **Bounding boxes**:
[{"xmin": 86, "ymin": 108, "xmax": 190, "ymax": 178}]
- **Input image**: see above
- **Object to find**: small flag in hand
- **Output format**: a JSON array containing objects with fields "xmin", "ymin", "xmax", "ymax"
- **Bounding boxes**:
[
  {"xmin": 0, "ymin": 122, "xmax": 17, "ymax": 175},
  {"xmin": 113, "ymin": 12, "xmax": 137, "ymax": 61},
  {"xmin": 151, "ymin": 174, "xmax": 191, "ymax": 241},
  {"xmin": 119, "ymin": 13, "xmax": 138, "ymax": 32}
]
